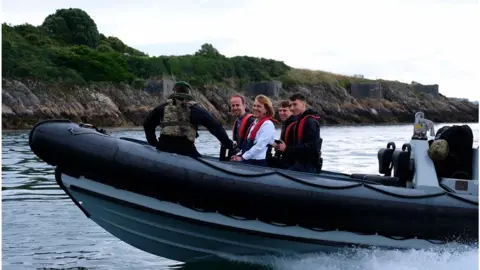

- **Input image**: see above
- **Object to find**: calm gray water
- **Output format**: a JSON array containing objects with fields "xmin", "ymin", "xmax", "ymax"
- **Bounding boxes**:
[{"xmin": 2, "ymin": 123, "xmax": 479, "ymax": 270}]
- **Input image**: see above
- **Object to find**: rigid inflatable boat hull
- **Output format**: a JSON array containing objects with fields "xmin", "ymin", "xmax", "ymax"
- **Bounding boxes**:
[
  {"xmin": 58, "ymin": 171, "xmax": 454, "ymax": 263},
  {"xmin": 29, "ymin": 119, "xmax": 478, "ymax": 262}
]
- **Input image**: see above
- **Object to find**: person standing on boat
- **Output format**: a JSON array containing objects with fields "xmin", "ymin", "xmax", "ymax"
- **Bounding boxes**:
[
  {"xmin": 230, "ymin": 95, "xmax": 276, "ymax": 167},
  {"xmin": 230, "ymin": 94, "xmax": 255, "ymax": 149},
  {"xmin": 143, "ymin": 81, "xmax": 235, "ymax": 157},
  {"xmin": 274, "ymin": 93, "xmax": 322, "ymax": 173},
  {"xmin": 270, "ymin": 100, "xmax": 297, "ymax": 168}
]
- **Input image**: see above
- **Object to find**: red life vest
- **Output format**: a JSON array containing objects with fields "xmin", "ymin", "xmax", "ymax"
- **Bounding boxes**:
[
  {"xmin": 284, "ymin": 121, "xmax": 296, "ymax": 145},
  {"xmin": 233, "ymin": 113, "xmax": 254, "ymax": 141},
  {"xmin": 293, "ymin": 114, "xmax": 321, "ymax": 142},
  {"xmin": 247, "ymin": 117, "xmax": 274, "ymax": 141}
]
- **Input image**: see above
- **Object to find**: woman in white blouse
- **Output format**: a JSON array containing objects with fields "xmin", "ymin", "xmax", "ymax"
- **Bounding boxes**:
[{"xmin": 231, "ymin": 94, "xmax": 276, "ymax": 167}]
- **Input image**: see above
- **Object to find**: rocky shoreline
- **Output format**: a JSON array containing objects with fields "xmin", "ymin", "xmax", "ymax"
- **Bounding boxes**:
[{"xmin": 2, "ymin": 78, "xmax": 478, "ymax": 130}]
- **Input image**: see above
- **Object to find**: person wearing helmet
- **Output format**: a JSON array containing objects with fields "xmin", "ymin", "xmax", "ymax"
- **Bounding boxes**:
[
  {"xmin": 143, "ymin": 81, "xmax": 235, "ymax": 157},
  {"xmin": 428, "ymin": 124, "xmax": 474, "ymax": 179}
]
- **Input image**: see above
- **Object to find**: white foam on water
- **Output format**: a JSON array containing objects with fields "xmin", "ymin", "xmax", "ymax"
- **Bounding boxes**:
[{"xmin": 223, "ymin": 245, "xmax": 478, "ymax": 270}]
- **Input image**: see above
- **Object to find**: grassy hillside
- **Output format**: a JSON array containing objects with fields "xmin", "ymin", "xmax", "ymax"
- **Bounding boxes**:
[
  {"xmin": 2, "ymin": 8, "xmax": 299, "ymax": 88},
  {"xmin": 2, "ymin": 7, "xmax": 379, "ymax": 91}
]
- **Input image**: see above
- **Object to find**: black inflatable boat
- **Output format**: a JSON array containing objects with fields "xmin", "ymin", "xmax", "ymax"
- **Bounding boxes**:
[{"xmin": 28, "ymin": 116, "xmax": 478, "ymax": 263}]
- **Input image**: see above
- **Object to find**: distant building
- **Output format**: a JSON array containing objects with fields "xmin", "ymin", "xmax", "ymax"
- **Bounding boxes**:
[
  {"xmin": 242, "ymin": 81, "xmax": 282, "ymax": 98},
  {"xmin": 348, "ymin": 82, "xmax": 383, "ymax": 99},
  {"xmin": 411, "ymin": 81, "xmax": 439, "ymax": 97},
  {"xmin": 144, "ymin": 77, "xmax": 175, "ymax": 98}
]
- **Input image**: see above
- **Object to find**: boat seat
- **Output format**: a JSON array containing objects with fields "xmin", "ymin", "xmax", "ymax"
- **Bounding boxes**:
[
  {"xmin": 392, "ymin": 144, "xmax": 414, "ymax": 187},
  {"xmin": 377, "ymin": 142, "xmax": 396, "ymax": 176},
  {"xmin": 350, "ymin": 173, "xmax": 400, "ymax": 186}
]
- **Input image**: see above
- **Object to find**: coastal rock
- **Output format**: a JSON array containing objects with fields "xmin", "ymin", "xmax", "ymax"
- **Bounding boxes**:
[{"xmin": 1, "ymin": 78, "xmax": 478, "ymax": 130}]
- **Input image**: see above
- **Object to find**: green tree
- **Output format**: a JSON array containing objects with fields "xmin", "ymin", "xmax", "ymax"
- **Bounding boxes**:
[
  {"xmin": 41, "ymin": 8, "xmax": 100, "ymax": 48},
  {"xmin": 2, "ymin": 11, "xmax": 293, "ymax": 88},
  {"xmin": 195, "ymin": 43, "xmax": 222, "ymax": 58}
]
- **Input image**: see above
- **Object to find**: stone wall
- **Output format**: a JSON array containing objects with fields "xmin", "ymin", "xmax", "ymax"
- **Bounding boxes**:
[
  {"xmin": 349, "ymin": 82, "xmax": 383, "ymax": 99},
  {"xmin": 411, "ymin": 82, "xmax": 439, "ymax": 97},
  {"xmin": 144, "ymin": 77, "xmax": 175, "ymax": 98},
  {"xmin": 243, "ymin": 81, "xmax": 282, "ymax": 98}
]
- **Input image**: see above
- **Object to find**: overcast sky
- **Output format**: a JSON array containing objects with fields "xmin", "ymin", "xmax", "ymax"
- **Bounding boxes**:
[{"xmin": 2, "ymin": 0, "xmax": 478, "ymax": 100}]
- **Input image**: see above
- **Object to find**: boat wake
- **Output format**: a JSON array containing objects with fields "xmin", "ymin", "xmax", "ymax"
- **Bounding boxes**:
[{"xmin": 203, "ymin": 244, "xmax": 478, "ymax": 270}]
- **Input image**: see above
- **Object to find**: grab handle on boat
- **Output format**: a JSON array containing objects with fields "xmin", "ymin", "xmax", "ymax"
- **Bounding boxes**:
[
  {"xmin": 79, "ymin": 122, "xmax": 110, "ymax": 135},
  {"xmin": 387, "ymin": 142, "xmax": 396, "ymax": 150},
  {"xmin": 402, "ymin": 143, "xmax": 411, "ymax": 152}
]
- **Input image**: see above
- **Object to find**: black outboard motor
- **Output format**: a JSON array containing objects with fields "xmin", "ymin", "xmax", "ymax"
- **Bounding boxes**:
[
  {"xmin": 392, "ymin": 143, "xmax": 414, "ymax": 187},
  {"xmin": 377, "ymin": 142, "xmax": 396, "ymax": 176}
]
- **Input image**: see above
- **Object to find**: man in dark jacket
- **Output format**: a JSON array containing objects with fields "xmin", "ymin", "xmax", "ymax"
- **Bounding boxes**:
[
  {"xmin": 274, "ymin": 93, "xmax": 322, "ymax": 173},
  {"xmin": 270, "ymin": 100, "xmax": 297, "ymax": 168},
  {"xmin": 143, "ymin": 81, "xmax": 235, "ymax": 157}
]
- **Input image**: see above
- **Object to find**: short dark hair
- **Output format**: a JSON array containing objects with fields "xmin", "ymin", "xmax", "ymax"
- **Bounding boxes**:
[
  {"xmin": 289, "ymin": 92, "xmax": 306, "ymax": 102},
  {"xmin": 279, "ymin": 100, "xmax": 290, "ymax": 108}
]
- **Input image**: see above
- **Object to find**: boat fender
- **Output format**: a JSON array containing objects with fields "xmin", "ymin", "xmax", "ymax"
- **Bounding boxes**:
[
  {"xmin": 377, "ymin": 142, "xmax": 396, "ymax": 176},
  {"xmin": 392, "ymin": 143, "xmax": 413, "ymax": 187}
]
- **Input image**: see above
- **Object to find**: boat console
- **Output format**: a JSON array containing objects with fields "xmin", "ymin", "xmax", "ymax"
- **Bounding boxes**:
[
  {"xmin": 377, "ymin": 111, "xmax": 478, "ymax": 194},
  {"xmin": 439, "ymin": 177, "xmax": 478, "ymax": 196}
]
